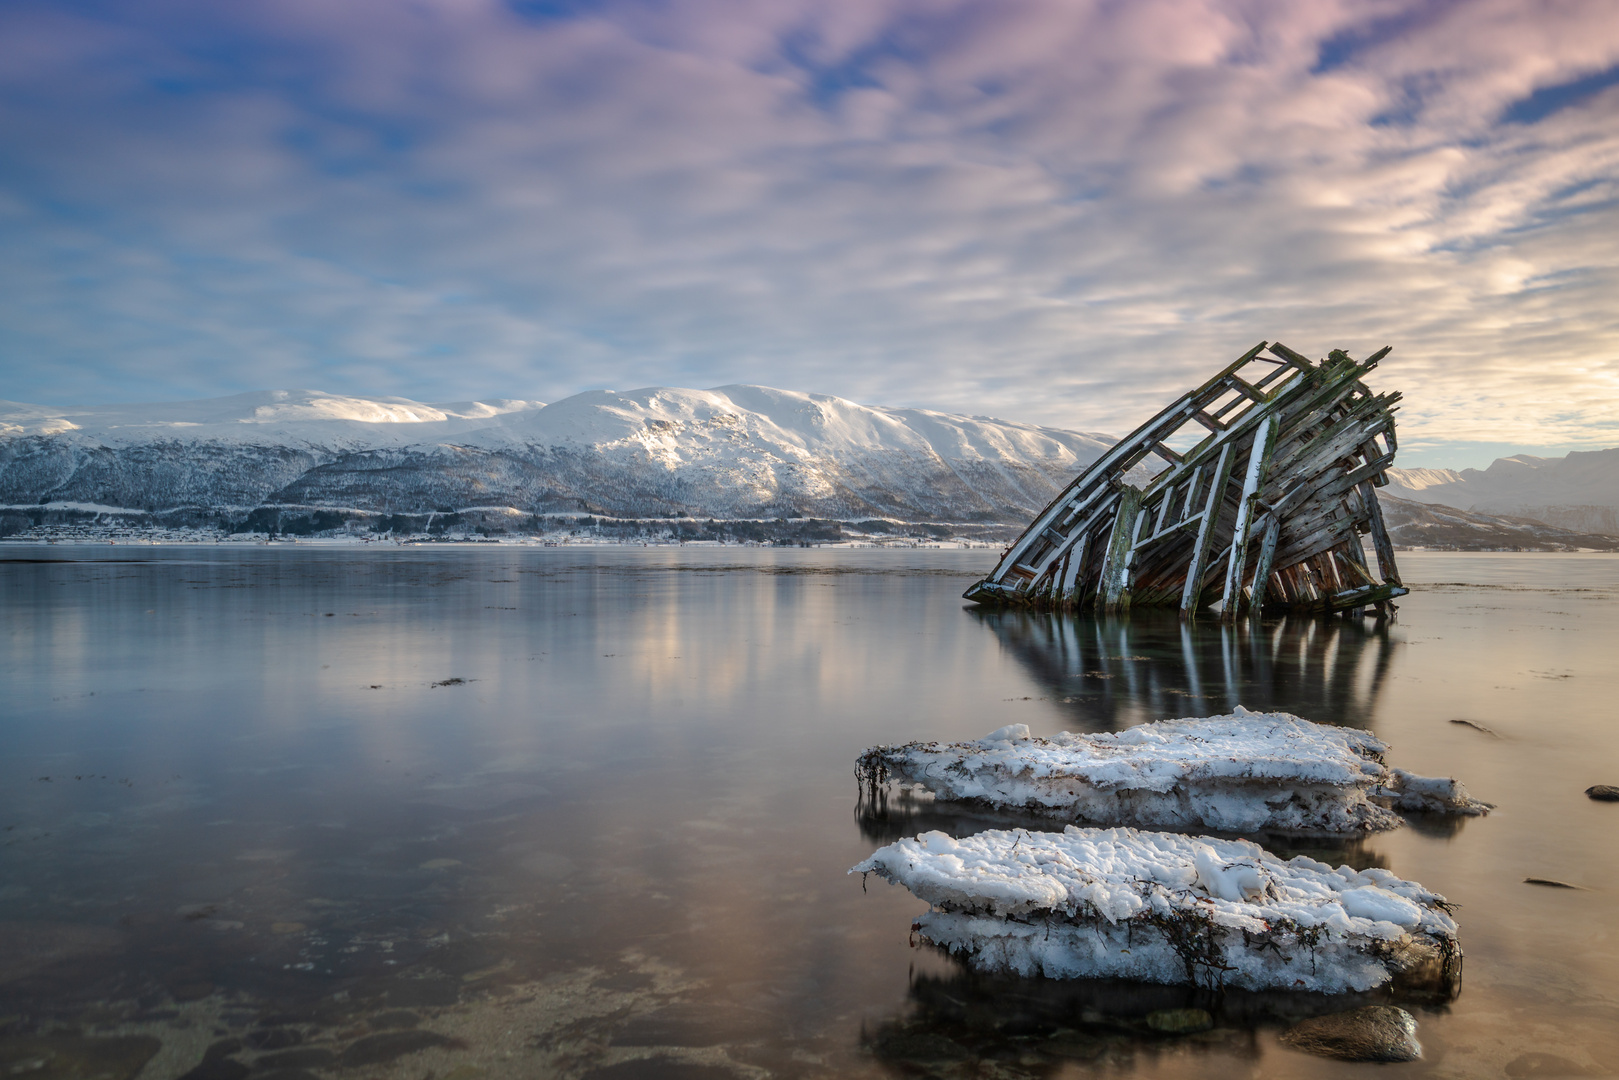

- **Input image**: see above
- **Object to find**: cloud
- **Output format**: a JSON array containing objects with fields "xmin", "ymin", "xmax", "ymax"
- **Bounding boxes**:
[{"xmin": 0, "ymin": 0, "xmax": 1616, "ymax": 465}]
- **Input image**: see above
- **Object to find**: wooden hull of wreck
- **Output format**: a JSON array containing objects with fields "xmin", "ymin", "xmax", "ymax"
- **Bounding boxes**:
[{"xmin": 966, "ymin": 342, "xmax": 1408, "ymax": 619}]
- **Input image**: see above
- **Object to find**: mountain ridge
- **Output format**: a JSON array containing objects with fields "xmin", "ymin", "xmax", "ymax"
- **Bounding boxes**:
[
  {"xmin": 0, "ymin": 385, "xmax": 1118, "ymax": 524},
  {"xmin": 5, "ymin": 387, "xmax": 1617, "ymax": 548},
  {"xmin": 1386, "ymin": 449, "xmax": 1619, "ymax": 535}
]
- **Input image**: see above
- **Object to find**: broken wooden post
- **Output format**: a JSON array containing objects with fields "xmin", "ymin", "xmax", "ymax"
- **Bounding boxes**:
[{"xmin": 963, "ymin": 341, "xmax": 1408, "ymax": 618}]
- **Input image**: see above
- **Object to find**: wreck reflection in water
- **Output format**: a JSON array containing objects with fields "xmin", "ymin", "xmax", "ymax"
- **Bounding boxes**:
[
  {"xmin": 858, "ymin": 608, "xmax": 1468, "ymax": 1080},
  {"xmin": 856, "ymin": 607, "xmax": 1405, "ymax": 865},
  {"xmin": 973, "ymin": 608, "xmax": 1399, "ymax": 731}
]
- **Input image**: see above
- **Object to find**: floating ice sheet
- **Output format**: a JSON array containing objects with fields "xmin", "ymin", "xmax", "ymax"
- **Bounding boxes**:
[
  {"xmin": 852, "ymin": 826, "xmax": 1461, "ymax": 994},
  {"xmin": 857, "ymin": 708, "xmax": 1488, "ymax": 836}
]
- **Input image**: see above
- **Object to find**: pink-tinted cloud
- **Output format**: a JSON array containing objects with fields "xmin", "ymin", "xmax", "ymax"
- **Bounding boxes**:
[{"xmin": 0, "ymin": 0, "xmax": 1616, "ymax": 464}]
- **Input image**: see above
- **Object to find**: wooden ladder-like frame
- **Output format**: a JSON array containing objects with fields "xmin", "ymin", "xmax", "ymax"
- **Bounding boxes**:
[{"xmin": 964, "ymin": 342, "xmax": 1406, "ymax": 620}]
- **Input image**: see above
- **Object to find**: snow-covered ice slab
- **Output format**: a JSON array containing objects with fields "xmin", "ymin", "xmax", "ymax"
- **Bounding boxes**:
[
  {"xmin": 852, "ymin": 826, "xmax": 1461, "ymax": 994},
  {"xmin": 856, "ymin": 708, "xmax": 1489, "ymax": 837}
]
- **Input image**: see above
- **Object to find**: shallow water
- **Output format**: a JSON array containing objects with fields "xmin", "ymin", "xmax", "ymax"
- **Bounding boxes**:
[{"xmin": 2, "ymin": 546, "xmax": 1618, "ymax": 1080}]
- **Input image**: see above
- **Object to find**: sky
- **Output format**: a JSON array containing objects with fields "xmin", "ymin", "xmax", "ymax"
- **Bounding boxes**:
[{"xmin": 1, "ymin": 0, "xmax": 1616, "ymax": 469}]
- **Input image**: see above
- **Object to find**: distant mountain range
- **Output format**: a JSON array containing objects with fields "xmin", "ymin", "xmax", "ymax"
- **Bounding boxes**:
[
  {"xmin": 0, "ymin": 386, "xmax": 1116, "ymax": 525},
  {"xmin": 3, "ymin": 387, "xmax": 1615, "ymax": 550},
  {"xmin": 1386, "ymin": 452, "xmax": 1619, "ymax": 535},
  {"xmin": 1377, "ymin": 495, "xmax": 1619, "ymax": 552}
]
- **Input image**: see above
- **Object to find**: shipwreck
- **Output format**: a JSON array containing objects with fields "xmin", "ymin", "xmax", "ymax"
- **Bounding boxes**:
[{"xmin": 966, "ymin": 342, "xmax": 1405, "ymax": 618}]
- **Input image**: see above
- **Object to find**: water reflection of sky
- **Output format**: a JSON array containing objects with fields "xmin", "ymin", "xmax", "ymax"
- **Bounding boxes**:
[{"xmin": 3, "ymin": 548, "xmax": 1619, "ymax": 1080}]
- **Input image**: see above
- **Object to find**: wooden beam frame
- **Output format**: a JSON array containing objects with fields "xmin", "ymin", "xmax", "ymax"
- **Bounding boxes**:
[{"xmin": 964, "ymin": 340, "xmax": 1408, "ymax": 618}]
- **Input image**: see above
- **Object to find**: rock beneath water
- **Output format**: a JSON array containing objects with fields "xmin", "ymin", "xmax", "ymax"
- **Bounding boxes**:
[
  {"xmin": 866, "ymin": 1029, "xmax": 972, "ymax": 1064},
  {"xmin": 177, "ymin": 1060, "xmax": 249, "ymax": 1080},
  {"xmin": 0, "ymin": 921, "xmax": 125, "ymax": 986},
  {"xmin": 0, "ymin": 1033, "xmax": 161, "ymax": 1080},
  {"xmin": 338, "ymin": 1030, "xmax": 462, "ymax": 1068},
  {"xmin": 1504, "ymin": 1051, "xmax": 1605, "ymax": 1077},
  {"xmin": 1586, "ymin": 785, "xmax": 1619, "ymax": 802},
  {"xmin": 1145, "ymin": 1009, "xmax": 1213, "ymax": 1035},
  {"xmin": 1040, "ymin": 1033, "xmax": 1106, "ymax": 1060},
  {"xmin": 581, "ymin": 1062, "xmax": 743, "ymax": 1080},
  {"xmin": 244, "ymin": 1028, "xmax": 303, "ymax": 1051},
  {"xmin": 255, "ymin": 1048, "xmax": 337, "ymax": 1070},
  {"xmin": 1279, "ymin": 1006, "xmax": 1421, "ymax": 1062}
]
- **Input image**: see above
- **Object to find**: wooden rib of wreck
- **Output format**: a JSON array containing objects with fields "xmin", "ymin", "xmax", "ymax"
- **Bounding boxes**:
[{"xmin": 965, "ymin": 342, "xmax": 1407, "ymax": 620}]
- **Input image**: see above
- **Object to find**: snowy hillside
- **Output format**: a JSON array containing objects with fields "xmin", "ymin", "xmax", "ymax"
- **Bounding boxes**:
[
  {"xmin": 1386, "ymin": 450, "xmax": 1619, "ymax": 534},
  {"xmin": 0, "ymin": 386, "xmax": 1117, "ymax": 522}
]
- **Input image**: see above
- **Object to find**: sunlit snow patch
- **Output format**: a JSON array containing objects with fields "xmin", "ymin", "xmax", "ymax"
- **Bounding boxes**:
[
  {"xmin": 852, "ymin": 826, "xmax": 1461, "ymax": 995},
  {"xmin": 856, "ymin": 708, "xmax": 1489, "ymax": 837}
]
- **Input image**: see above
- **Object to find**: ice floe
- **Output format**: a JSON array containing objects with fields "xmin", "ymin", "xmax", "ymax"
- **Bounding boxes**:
[
  {"xmin": 857, "ymin": 708, "xmax": 1489, "ymax": 837},
  {"xmin": 852, "ymin": 826, "xmax": 1460, "ymax": 994}
]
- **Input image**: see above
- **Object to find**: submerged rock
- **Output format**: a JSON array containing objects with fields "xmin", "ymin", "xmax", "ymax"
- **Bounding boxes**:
[
  {"xmin": 1145, "ymin": 1009, "xmax": 1213, "ymax": 1034},
  {"xmin": 0, "ymin": 921, "xmax": 125, "ymax": 986},
  {"xmin": 338, "ymin": 1030, "xmax": 462, "ymax": 1067},
  {"xmin": 177, "ymin": 1060, "xmax": 249, "ymax": 1080},
  {"xmin": 0, "ymin": 1033, "xmax": 161, "ymax": 1080},
  {"xmin": 1586, "ymin": 785, "xmax": 1619, "ymax": 802},
  {"xmin": 1279, "ymin": 1005, "xmax": 1421, "ymax": 1062},
  {"xmin": 1503, "ymin": 1051, "xmax": 1604, "ymax": 1077}
]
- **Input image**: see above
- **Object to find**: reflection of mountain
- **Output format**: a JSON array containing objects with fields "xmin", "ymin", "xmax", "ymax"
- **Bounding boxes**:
[
  {"xmin": 972, "ymin": 608, "xmax": 1397, "ymax": 732},
  {"xmin": 863, "ymin": 965, "xmax": 1440, "ymax": 1078}
]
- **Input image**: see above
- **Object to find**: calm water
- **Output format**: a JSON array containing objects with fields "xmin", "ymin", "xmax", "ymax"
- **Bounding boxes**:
[{"xmin": 3, "ymin": 546, "xmax": 1619, "ymax": 1080}]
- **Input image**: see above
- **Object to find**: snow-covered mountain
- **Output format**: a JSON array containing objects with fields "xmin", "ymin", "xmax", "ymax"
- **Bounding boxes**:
[
  {"xmin": 0, "ymin": 386, "xmax": 1118, "ymax": 522},
  {"xmin": 1386, "ymin": 450, "xmax": 1619, "ymax": 535}
]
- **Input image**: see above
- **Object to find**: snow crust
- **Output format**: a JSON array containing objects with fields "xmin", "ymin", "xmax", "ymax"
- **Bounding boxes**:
[
  {"xmin": 852, "ymin": 826, "xmax": 1459, "ymax": 993},
  {"xmin": 860, "ymin": 708, "xmax": 1412, "ymax": 835},
  {"xmin": 859, "ymin": 708, "xmax": 1488, "ymax": 836},
  {"xmin": 1384, "ymin": 769, "xmax": 1491, "ymax": 816}
]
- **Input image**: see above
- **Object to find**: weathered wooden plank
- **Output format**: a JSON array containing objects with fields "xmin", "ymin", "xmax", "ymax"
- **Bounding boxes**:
[
  {"xmin": 1099, "ymin": 485, "xmax": 1144, "ymax": 612},
  {"xmin": 1267, "ymin": 342, "xmax": 1317, "ymax": 371},
  {"xmin": 1180, "ymin": 442, "xmax": 1237, "ymax": 615},
  {"xmin": 1249, "ymin": 513, "xmax": 1282, "ymax": 612},
  {"xmin": 1358, "ymin": 479, "xmax": 1400, "ymax": 585},
  {"xmin": 1150, "ymin": 441, "xmax": 1184, "ymax": 465},
  {"xmin": 1324, "ymin": 580, "xmax": 1409, "ymax": 613},
  {"xmin": 1059, "ymin": 531, "xmax": 1090, "ymax": 608},
  {"xmin": 1219, "ymin": 414, "xmax": 1279, "ymax": 620}
]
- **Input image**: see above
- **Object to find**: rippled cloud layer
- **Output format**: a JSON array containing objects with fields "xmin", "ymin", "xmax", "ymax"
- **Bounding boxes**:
[{"xmin": 2, "ymin": 0, "xmax": 1616, "ymax": 464}]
